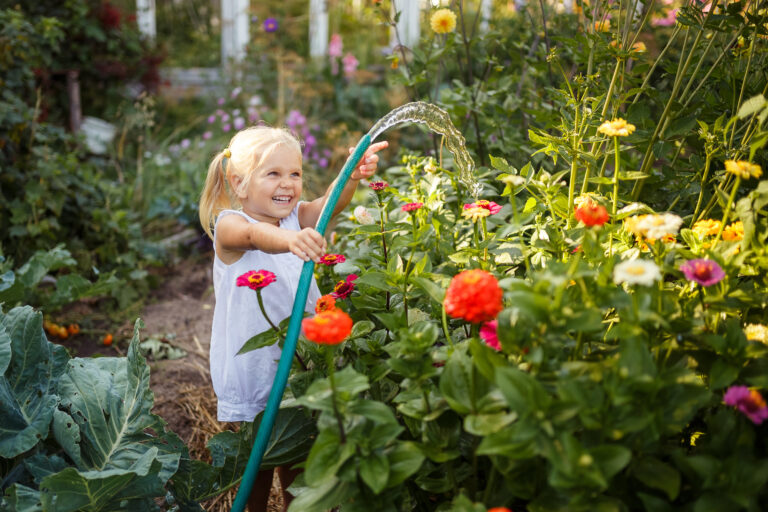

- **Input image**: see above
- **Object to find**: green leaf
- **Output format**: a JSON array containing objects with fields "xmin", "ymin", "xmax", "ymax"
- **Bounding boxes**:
[
  {"xmin": 237, "ymin": 328, "xmax": 280, "ymax": 355},
  {"xmin": 709, "ymin": 359, "xmax": 739, "ymax": 389},
  {"xmin": 463, "ymin": 411, "xmax": 517, "ymax": 436},
  {"xmin": 591, "ymin": 445, "xmax": 632, "ymax": 481},
  {"xmin": 305, "ymin": 428, "xmax": 355, "ymax": 485},
  {"xmin": 385, "ymin": 441, "xmax": 425, "ymax": 488},
  {"xmin": 350, "ymin": 320, "xmax": 375, "ymax": 339},
  {"xmin": 737, "ymin": 94, "xmax": 766, "ymax": 119},
  {"xmin": 633, "ymin": 457, "xmax": 681, "ymax": 500},
  {"xmin": 255, "ymin": 408, "xmax": 317, "ymax": 469},
  {"xmin": 355, "ymin": 271, "xmax": 394, "ymax": 292},
  {"xmin": 495, "ymin": 367, "xmax": 551, "ymax": 416},
  {"xmin": 360, "ymin": 451, "xmax": 389, "ymax": 494},
  {"xmin": 2, "ymin": 484, "xmax": 43, "ymax": 512},
  {"xmin": 489, "ymin": 155, "xmax": 512, "ymax": 172},
  {"xmin": 411, "ymin": 276, "xmax": 446, "ymax": 304},
  {"xmin": 0, "ymin": 307, "xmax": 67, "ymax": 458}
]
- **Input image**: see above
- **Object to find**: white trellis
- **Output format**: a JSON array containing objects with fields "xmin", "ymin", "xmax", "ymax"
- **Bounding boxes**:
[
  {"xmin": 308, "ymin": 0, "xmax": 329, "ymax": 58},
  {"xmin": 136, "ymin": 0, "xmax": 156, "ymax": 41},
  {"xmin": 390, "ymin": 0, "xmax": 422, "ymax": 50},
  {"xmin": 221, "ymin": 0, "xmax": 250, "ymax": 65},
  {"xmin": 479, "ymin": 0, "xmax": 492, "ymax": 32}
]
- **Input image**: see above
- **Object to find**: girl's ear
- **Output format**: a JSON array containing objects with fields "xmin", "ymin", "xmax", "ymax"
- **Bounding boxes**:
[{"xmin": 229, "ymin": 173, "xmax": 245, "ymax": 198}]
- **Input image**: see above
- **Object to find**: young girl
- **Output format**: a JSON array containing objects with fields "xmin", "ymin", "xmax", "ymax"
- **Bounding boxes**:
[{"xmin": 198, "ymin": 125, "xmax": 387, "ymax": 511}]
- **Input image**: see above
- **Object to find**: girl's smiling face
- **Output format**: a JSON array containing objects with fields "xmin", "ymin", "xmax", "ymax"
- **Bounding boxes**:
[{"xmin": 232, "ymin": 145, "xmax": 303, "ymax": 225}]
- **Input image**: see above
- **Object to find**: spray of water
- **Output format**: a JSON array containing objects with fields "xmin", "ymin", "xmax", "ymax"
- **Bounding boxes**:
[{"xmin": 368, "ymin": 102, "xmax": 481, "ymax": 198}]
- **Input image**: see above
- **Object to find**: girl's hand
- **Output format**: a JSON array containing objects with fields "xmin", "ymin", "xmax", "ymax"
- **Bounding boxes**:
[
  {"xmin": 288, "ymin": 228, "xmax": 327, "ymax": 263},
  {"xmin": 349, "ymin": 141, "xmax": 389, "ymax": 181}
]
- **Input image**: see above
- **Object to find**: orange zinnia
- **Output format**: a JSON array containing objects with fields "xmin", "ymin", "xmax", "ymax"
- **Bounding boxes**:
[
  {"xmin": 302, "ymin": 310, "xmax": 353, "ymax": 345},
  {"xmin": 574, "ymin": 202, "xmax": 609, "ymax": 227},
  {"xmin": 315, "ymin": 294, "xmax": 337, "ymax": 313},
  {"xmin": 444, "ymin": 269, "xmax": 503, "ymax": 323}
]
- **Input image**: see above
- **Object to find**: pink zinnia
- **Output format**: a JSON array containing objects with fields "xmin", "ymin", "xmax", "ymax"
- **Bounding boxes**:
[
  {"xmin": 328, "ymin": 34, "xmax": 343, "ymax": 58},
  {"xmin": 724, "ymin": 386, "xmax": 768, "ymax": 424},
  {"xmin": 320, "ymin": 254, "xmax": 346, "ymax": 266},
  {"xmin": 680, "ymin": 259, "xmax": 725, "ymax": 287},
  {"xmin": 401, "ymin": 202, "xmax": 423, "ymax": 212},
  {"xmin": 342, "ymin": 53, "xmax": 359, "ymax": 77},
  {"xmin": 464, "ymin": 200, "xmax": 502, "ymax": 215},
  {"xmin": 331, "ymin": 274, "xmax": 358, "ymax": 299},
  {"xmin": 236, "ymin": 270, "xmax": 276, "ymax": 290},
  {"xmin": 480, "ymin": 320, "xmax": 500, "ymax": 351},
  {"xmin": 368, "ymin": 181, "xmax": 389, "ymax": 191}
]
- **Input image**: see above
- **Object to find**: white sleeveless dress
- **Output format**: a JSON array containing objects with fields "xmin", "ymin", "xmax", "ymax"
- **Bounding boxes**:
[{"xmin": 210, "ymin": 204, "xmax": 322, "ymax": 422}]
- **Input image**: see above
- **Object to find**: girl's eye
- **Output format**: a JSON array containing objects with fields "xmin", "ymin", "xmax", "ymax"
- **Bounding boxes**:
[{"xmin": 292, "ymin": 172, "xmax": 301, "ymax": 177}]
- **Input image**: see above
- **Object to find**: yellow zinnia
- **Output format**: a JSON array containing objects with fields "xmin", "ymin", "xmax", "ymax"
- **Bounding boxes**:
[
  {"xmin": 631, "ymin": 41, "xmax": 647, "ymax": 53},
  {"xmin": 430, "ymin": 9, "xmax": 457, "ymax": 34},
  {"xmin": 725, "ymin": 160, "xmax": 762, "ymax": 179},
  {"xmin": 745, "ymin": 324, "xmax": 768, "ymax": 344},
  {"xmin": 594, "ymin": 19, "xmax": 611, "ymax": 32},
  {"xmin": 722, "ymin": 221, "xmax": 744, "ymax": 241},
  {"xmin": 598, "ymin": 118, "xmax": 636, "ymax": 137},
  {"xmin": 692, "ymin": 219, "xmax": 722, "ymax": 238},
  {"xmin": 462, "ymin": 206, "xmax": 490, "ymax": 222}
]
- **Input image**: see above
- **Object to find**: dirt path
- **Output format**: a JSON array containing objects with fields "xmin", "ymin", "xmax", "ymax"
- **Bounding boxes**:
[{"xmin": 132, "ymin": 252, "xmax": 283, "ymax": 511}]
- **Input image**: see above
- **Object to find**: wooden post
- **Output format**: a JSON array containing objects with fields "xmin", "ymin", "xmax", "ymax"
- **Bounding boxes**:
[
  {"xmin": 66, "ymin": 70, "xmax": 82, "ymax": 133},
  {"xmin": 136, "ymin": 0, "xmax": 156, "ymax": 41},
  {"xmin": 390, "ymin": 0, "xmax": 421, "ymax": 49},
  {"xmin": 309, "ymin": 0, "xmax": 329, "ymax": 58},
  {"xmin": 221, "ymin": 0, "xmax": 250, "ymax": 67}
]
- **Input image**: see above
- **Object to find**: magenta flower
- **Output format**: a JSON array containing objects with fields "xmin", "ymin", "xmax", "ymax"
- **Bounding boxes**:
[
  {"xmin": 331, "ymin": 274, "xmax": 358, "ymax": 299},
  {"xmin": 263, "ymin": 17, "xmax": 278, "ymax": 32},
  {"xmin": 401, "ymin": 202, "xmax": 423, "ymax": 213},
  {"xmin": 320, "ymin": 254, "xmax": 346, "ymax": 266},
  {"xmin": 207, "ymin": 115, "xmax": 216, "ymax": 124},
  {"xmin": 464, "ymin": 200, "xmax": 502, "ymax": 215},
  {"xmin": 236, "ymin": 270, "xmax": 276, "ymax": 290},
  {"xmin": 480, "ymin": 320, "xmax": 500, "ymax": 351},
  {"xmin": 233, "ymin": 116, "xmax": 246, "ymax": 130},
  {"xmin": 368, "ymin": 181, "xmax": 389, "ymax": 191},
  {"xmin": 342, "ymin": 53, "xmax": 359, "ymax": 77},
  {"xmin": 724, "ymin": 386, "xmax": 768, "ymax": 424},
  {"xmin": 328, "ymin": 34, "xmax": 343, "ymax": 58},
  {"xmin": 680, "ymin": 259, "xmax": 725, "ymax": 287}
]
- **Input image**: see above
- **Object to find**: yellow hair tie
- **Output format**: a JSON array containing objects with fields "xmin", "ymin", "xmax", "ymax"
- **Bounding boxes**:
[{"xmin": 223, "ymin": 148, "xmax": 231, "ymax": 158}]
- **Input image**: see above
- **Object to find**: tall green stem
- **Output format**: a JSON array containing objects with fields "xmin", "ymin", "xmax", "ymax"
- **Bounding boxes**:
[
  {"xmin": 711, "ymin": 176, "xmax": 741, "ymax": 248},
  {"xmin": 692, "ymin": 153, "xmax": 713, "ymax": 224}
]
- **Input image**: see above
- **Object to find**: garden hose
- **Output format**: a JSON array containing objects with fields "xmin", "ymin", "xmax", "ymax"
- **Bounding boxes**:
[{"xmin": 231, "ymin": 134, "xmax": 372, "ymax": 512}]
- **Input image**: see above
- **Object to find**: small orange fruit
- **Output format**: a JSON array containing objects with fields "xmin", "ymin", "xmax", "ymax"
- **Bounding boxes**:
[
  {"xmin": 103, "ymin": 334, "xmax": 113, "ymax": 346},
  {"xmin": 67, "ymin": 324, "xmax": 80, "ymax": 335},
  {"xmin": 57, "ymin": 326, "xmax": 69, "ymax": 339}
]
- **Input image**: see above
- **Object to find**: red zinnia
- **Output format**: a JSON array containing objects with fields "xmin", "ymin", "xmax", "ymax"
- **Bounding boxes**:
[
  {"xmin": 444, "ymin": 269, "xmax": 503, "ymax": 323},
  {"xmin": 401, "ymin": 202, "xmax": 423, "ymax": 212},
  {"xmin": 368, "ymin": 181, "xmax": 389, "ymax": 191},
  {"xmin": 480, "ymin": 320, "xmax": 501, "ymax": 351},
  {"xmin": 320, "ymin": 253, "xmax": 346, "ymax": 265},
  {"xmin": 574, "ymin": 202, "xmax": 609, "ymax": 227},
  {"xmin": 464, "ymin": 200, "xmax": 502, "ymax": 215},
  {"xmin": 236, "ymin": 270, "xmax": 276, "ymax": 290},
  {"xmin": 331, "ymin": 274, "xmax": 358, "ymax": 299},
  {"xmin": 315, "ymin": 294, "xmax": 337, "ymax": 313},
  {"xmin": 302, "ymin": 309, "xmax": 353, "ymax": 345}
]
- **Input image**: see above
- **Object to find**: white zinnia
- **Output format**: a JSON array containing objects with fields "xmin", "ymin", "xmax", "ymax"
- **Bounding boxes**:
[
  {"xmin": 637, "ymin": 213, "xmax": 683, "ymax": 240},
  {"xmin": 353, "ymin": 205, "xmax": 375, "ymax": 225},
  {"xmin": 613, "ymin": 259, "xmax": 661, "ymax": 286}
]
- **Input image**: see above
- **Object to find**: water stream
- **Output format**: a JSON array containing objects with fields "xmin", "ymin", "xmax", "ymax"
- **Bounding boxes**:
[{"xmin": 368, "ymin": 101, "xmax": 481, "ymax": 198}]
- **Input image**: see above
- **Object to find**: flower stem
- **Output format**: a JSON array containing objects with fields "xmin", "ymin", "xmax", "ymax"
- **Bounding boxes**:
[
  {"xmin": 712, "ymin": 176, "xmax": 741, "ymax": 248},
  {"xmin": 326, "ymin": 348, "xmax": 346, "ymax": 443},
  {"xmin": 441, "ymin": 305, "xmax": 454, "ymax": 350},
  {"xmin": 691, "ymin": 152, "xmax": 713, "ymax": 224},
  {"xmin": 257, "ymin": 289, "xmax": 280, "ymax": 332}
]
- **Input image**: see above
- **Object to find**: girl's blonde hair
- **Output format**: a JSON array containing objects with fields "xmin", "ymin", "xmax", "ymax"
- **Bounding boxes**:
[{"xmin": 199, "ymin": 126, "xmax": 302, "ymax": 239}]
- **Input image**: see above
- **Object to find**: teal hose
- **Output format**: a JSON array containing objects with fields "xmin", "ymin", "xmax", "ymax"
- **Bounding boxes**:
[{"xmin": 231, "ymin": 134, "xmax": 372, "ymax": 512}]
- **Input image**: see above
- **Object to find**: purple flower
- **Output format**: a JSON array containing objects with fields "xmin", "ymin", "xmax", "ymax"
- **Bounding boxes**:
[
  {"xmin": 202, "ymin": 131, "xmax": 212, "ymax": 140},
  {"xmin": 263, "ymin": 17, "xmax": 278, "ymax": 32},
  {"xmin": 207, "ymin": 115, "xmax": 216, "ymax": 124},
  {"xmin": 251, "ymin": 15, "xmax": 259, "ymax": 23},
  {"xmin": 231, "ymin": 86, "xmax": 242, "ymax": 98},
  {"xmin": 724, "ymin": 386, "xmax": 768, "ymax": 424},
  {"xmin": 680, "ymin": 259, "xmax": 725, "ymax": 287},
  {"xmin": 222, "ymin": 123, "xmax": 231, "ymax": 132},
  {"xmin": 180, "ymin": 138, "xmax": 191, "ymax": 149},
  {"xmin": 221, "ymin": 113, "xmax": 230, "ymax": 123},
  {"xmin": 286, "ymin": 110, "xmax": 306, "ymax": 129},
  {"xmin": 233, "ymin": 116, "xmax": 245, "ymax": 130},
  {"xmin": 217, "ymin": 97, "xmax": 225, "ymax": 106}
]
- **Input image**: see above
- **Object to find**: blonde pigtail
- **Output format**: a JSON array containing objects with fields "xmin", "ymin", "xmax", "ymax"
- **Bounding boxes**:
[{"xmin": 199, "ymin": 150, "xmax": 233, "ymax": 239}]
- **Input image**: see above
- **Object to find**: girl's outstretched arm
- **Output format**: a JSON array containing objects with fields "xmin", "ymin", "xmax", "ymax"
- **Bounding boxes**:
[
  {"xmin": 299, "ymin": 141, "xmax": 389, "ymax": 229},
  {"xmin": 216, "ymin": 215, "xmax": 327, "ymax": 263}
]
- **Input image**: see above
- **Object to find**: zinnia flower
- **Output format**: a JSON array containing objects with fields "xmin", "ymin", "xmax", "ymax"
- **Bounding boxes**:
[
  {"xmin": 575, "ymin": 202, "xmax": 610, "ymax": 227},
  {"xmin": 722, "ymin": 221, "xmax": 744, "ymax": 242},
  {"xmin": 328, "ymin": 33, "xmax": 343, "ymax": 57},
  {"xmin": 402, "ymin": 202, "xmax": 424, "ymax": 212},
  {"xmin": 263, "ymin": 17, "xmax": 279, "ymax": 32},
  {"xmin": 487, "ymin": 509, "xmax": 513, "ymax": 512},
  {"xmin": 725, "ymin": 160, "xmax": 762, "ymax": 180},
  {"xmin": 480, "ymin": 321, "xmax": 501, "ymax": 351},
  {"xmin": 625, "ymin": 213, "xmax": 682, "ymax": 243},
  {"xmin": 692, "ymin": 219, "xmax": 722, "ymax": 238},
  {"xmin": 613, "ymin": 259, "xmax": 661, "ymax": 286},
  {"xmin": 462, "ymin": 206, "xmax": 490, "ymax": 222},
  {"xmin": 320, "ymin": 254, "xmax": 346, "ymax": 266},
  {"xmin": 723, "ymin": 386, "xmax": 768, "ymax": 424},
  {"xmin": 594, "ymin": 19, "xmax": 611, "ymax": 32},
  {"xmin": 430, "ymin": 8, "xmax": 457, "ymax": 34},
  {"xmin": 745, "ymin": 324, "xmax": 768, "ymax": 344},
  {"xmin": 680, "ymin": 259, "xmax": 725, "ymax": 287},
  {"xmin": 464, "ymin": 200, "xmax": 502, "ymax": 215},
  {"xmin": 236, "ymin": 270, "xmax": 276, "ymax": 290},
  {"xmin": 342, "ymin": 53, "xmax": 359, "ymax": 77},
  {"xmin": 331, "ymin": 274, "xmax": 358, "ymax": 299},
  {"xmin": 353, "ymin": 205, "xmax": 375, "ymax": 225},
  {"xmin": 631, "ymin": 41, "xmax": 647, "ymax": 53},
  {"xmin": 302, "ymin": 309, "xmax": 353, "ymax": 345},
  {"xmin": 315, "ymin": 294, "xmax": 336, "ymax": 313},
  {"xmin": 368, "ymin": 181, "xmax": 389, "ymax": 191},
  {"xmin": 598, "ymin": 118, "xmax": 636, "ymax": 137},
  {"xmin": 444, "ymin": 270, "xmax": 503, "ymax": 323},
  {"xmin": 502, "ymin": 175, "xmax": 526, "ymax": 187}
]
